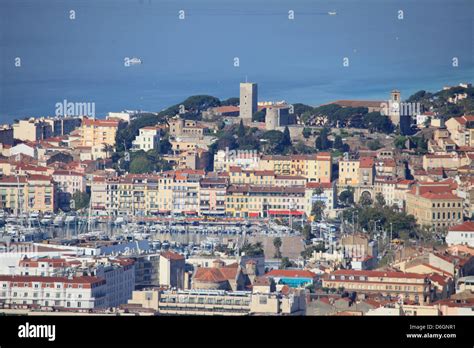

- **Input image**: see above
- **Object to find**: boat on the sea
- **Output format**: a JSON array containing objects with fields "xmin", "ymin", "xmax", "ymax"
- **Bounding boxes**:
[
  {"xmin": 53, "ymin": 215, "xmax": 65, "ymax": 226},
  {"xmin": 328, "ymin": 11, "xmax": 337, "ymax": 15},
  {"xmin": 129, "ymin": 57, "xmax": 142, "ymax": 65}
]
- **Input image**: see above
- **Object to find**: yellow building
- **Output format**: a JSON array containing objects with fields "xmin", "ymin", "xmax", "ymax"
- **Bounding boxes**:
[
  {"xmin": 79, "ymin": 118, "xmax": 119, "ymax": 149},
  {"xmin": 406, "ymin": 184, "xmax": 463, "ymax": 229},
  {"xmin": 338, "ymin": 157, "xmax": 374, "ymax": 187},
  {"xmin": 258, "ymin": 152, "xmax": 331, "ymax": 183},
  {"xmin": 0, "ymin": 175, "xmax": 56, "ymax": 213},
  {"xmin": 12, "ymin": 118, "xmax": 52, "ymax": 142},
  {"xmin": 90, "ymin": 170, "xmax": 205, "ymax": 216},
  {"xmin": 445, "ymin": 115, "xmax": 474, "ymax": 147},
  {"xmin": 225, "ymin": 185, "xmax": 306, "ymax": 218},
  {"xmin": 323, "ymin": 269, "xmax": 433, "ymax": 305},
  {"xmin": 168, "ymin": 117, "xmax": 206, "ymax": 138}
]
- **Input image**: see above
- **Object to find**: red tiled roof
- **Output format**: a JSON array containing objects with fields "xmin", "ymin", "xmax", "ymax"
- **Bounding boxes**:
[
  {"xmin": 359, "ymin": 157, "xmax": 374, "ymax": 168},
  {"xmin": 194, "ymin": 267, "xmax": 238, "ymax": 283},
  {"xmin": 160, "ymin": 251, "xmax": 185, "ymax": 261},
  {"xmin": 212, "ymin": 106, "xmax": 240, "ymax": 113},
  {"xmin": 448, "ymin": 221, "xmax": 474, "ymax": 233},
  {"xmin": 0, "ymin": 275, "xmax": 104, "ymax": 285},
  {"xmin": 330, "ymin": 100, "xmax": 384, "ymax": 108}
]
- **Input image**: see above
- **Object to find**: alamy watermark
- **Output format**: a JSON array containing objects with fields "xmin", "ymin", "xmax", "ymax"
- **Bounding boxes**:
[
  {"xmin": 0, "ymin": 241, "xmax": 38, "ymax": 257},
  {"xmin": 380, "ymin": 100, "xmax": 421, "ymax": 117},
  {"xmin": 55, "ymin": 99, "xmax": 96, "ymax": 117},
  {"xmin": 222, "ymin": 147, "xmax": 258, "ymax": 161}
]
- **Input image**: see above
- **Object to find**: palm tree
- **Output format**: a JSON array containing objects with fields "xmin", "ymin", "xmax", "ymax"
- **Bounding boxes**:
[{"xmin": 102, "ymin": 144, "xmax": 114, "ymax": 159}]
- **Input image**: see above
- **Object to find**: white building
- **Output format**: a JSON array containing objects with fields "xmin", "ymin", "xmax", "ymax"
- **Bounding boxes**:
[
  {"xmin": 8, "ymin": 255, "xmax": 135, "ymax": 308},
  {"xmin": 10, "ymin": 143, "xmax": 36, "ymax": 159},
  {"xmin": 0, "ymin": 275, "xmax": 107, "ymax": 309},
  {"xmin": 446, "ymin": 221, "xmax": 474, "ymax": 247},
  {"xmin": 132, "ymin": 126, "xmax": 160, "ymax": 152}
]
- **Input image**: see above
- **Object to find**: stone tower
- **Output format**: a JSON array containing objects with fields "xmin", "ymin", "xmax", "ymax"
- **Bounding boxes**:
[{"xmin": 239, "ymin": 82, "xmax": 258, "ymax": 125}]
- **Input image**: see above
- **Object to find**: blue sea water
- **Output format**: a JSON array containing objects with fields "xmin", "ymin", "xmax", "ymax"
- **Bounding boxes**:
[{"xmin": 0, "ymin": 0, "xmax": 473, "ymax": 122}]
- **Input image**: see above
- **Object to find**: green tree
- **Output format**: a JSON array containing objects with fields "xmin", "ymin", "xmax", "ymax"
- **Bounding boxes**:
[
  {"xmin": 302, "ymin": 224, "xmax": 312, "ymax": 241},
  {"xmin": 280, "ymin": 126, "xmax": 292, "ymax": 148},
  {"xmin": 280, "ymin": 257, "xmax": 295, "ymax": 269},
  {"xmin": 315, "ymin": 127, "xmax": 331, "ymax": 150},
  {"xmin": 333, "ymin": 135, "xmax": 344, "ymax": 150},
  {"xmin": 367, "ymin": 139, "xmax": 383, "ymax": 151},
  {"xmin": 273, "ymin": 237, "xmax": 282, "ymax": 258},
  {"xmin": 311, "ymin": 201, "xmax": 326, "ymax": 221},
  {"xmin": 375, "ymin": 192, "xmax": 386, "ymax": 207},
  {"xmin": 359, "ymin": 194, "xmax": 373, "ymax": 207},
  {"xmin": 72, "ymin": 191, "xmax": 90, "ymax": 211},
  {"xmin": 339, "ymin": 188, "xmax": 354, "ymax": 206},
  {"xmin": 394, "ymin": 136, "xmax": 407, "ymax": 149},
  {"xmin": 240, "ymin": 241, "xmax": 264, "ymax": 257},
  {"xmin": 237, "ymin": 120, "xmax": 246, "ymax": 138},
  {"xmin": 130, "ymin": 156, "xmax": 154, "ymax": 174},
  {"xmin": 303, "ymin": 127, "xmax": 312, "ymax": 139}
]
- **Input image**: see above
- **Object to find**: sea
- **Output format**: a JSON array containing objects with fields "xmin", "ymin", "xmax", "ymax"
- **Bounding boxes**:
[{"xmin": 0, "ymin": 0, "xmax": 473, "ymax": 123}]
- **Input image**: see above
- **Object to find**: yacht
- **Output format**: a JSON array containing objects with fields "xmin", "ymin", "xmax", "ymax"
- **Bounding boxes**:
[
  {"xmin": 129, "ymin": 57, "xmax": 142, "ymax": 65},
  {"xmin": 328, "ymin": 11, "xmax": 337, "ymax": 15},
  {"xmin": 53, "ymin": 215, "xmax": 65, "ymax": 226}
]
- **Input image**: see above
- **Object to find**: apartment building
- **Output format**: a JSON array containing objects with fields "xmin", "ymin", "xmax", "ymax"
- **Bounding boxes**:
[
  {"xmin": 225, "ymin": 185, "xmax": 306, "ymax": 218},
  {"xmin": 155, "ymin": 288, "xmax": 306, "ymax": 316},
  {"xmin": 132, "ymin": 126, "xmax": 160, "ymax": 152},
  {"xmin": 406, "ymin": 184, "xmax": 463, "ymax": 229},
  {"xmin": 159, "ymin": 251, "xmax": 185, "ymax": 289},
  {"xmin": 338, "ymin": 157, "xmax": 374, "ymax": 187},
  {"xmin": 14, "ymin": 256, "xmax": 135, "ymax": 308},
  {"xmin": 322, "ymin": 270, "xmax": 432, "ymax": 304},
  {"xmin": 0, "ymin": 175, "xmax": 56, "ymax": 213},
  {"xmin": 199, "ymin": 177, "xmax": 227, "ymax": 216},
  {"xmin": 258, "ymin": 153, "xmax": 332, "ymax": 183},
  {"xmin": 305, "ymin": 182, "xmax": 336, "ymax": 216},
  {"xmin": 52, "ymin": 170, "xmax": 86, "ymax": 210},
  {"xmin": 445, "ymin": 115, "xmax": 474, "ymax": 147},
  {"xmin": 0, "ymin": 275, "xmax": 107, "ymax": 309},
  {"xmin": 13, "ymin": 119, "xmax": 53, "ymax": 142},
  {"xmin": 90, "ymin": 170, "xmax": 205, "ymax": 216},
  {"xmin": 168, "ymin": 118, "xmax": 206, "ymax": 138},
  {"xmin": 79, "ymin": 118, "xmax": 119, "ymax": 159},
  {"xmin": 213, "ymin": 149, "xmax": 260, "ymax": 172},
  {"xmin": 446, "ymin": 221, "xmax": 474, "ymax": 247},
  {"xmin": 227, "ymin": 167, "xmax": 306, "ymax": 187}
]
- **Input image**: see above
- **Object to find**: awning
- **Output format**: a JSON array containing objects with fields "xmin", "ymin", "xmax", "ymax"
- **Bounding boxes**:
[
  {"xmin": 268, "ymin": 210, "xmax": 304, "ymax": 216},
  {"xmin": 183, "ymin": 211, "xmax": 197, "ymax": 215},
  {"xmin": 248, "ymin": 212, "xmax": 260, "ymax": 218}
]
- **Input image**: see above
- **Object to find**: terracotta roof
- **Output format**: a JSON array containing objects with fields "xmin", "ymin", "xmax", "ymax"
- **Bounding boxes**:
[
  {"xmin": 359, "ymin": 157, "xmax": 374, "ymax": 168},
  {"xmin": 160, "ymin": 251, "xmax": 185, "ymax": 261},
  {"xmin": 306, "ymin": 182, "xmax": 332, "ymax": 189},
  {"xmin": 83, "ymin": 118, "xmax": 119, "ymax": 127},
  {"xmin": 448, "ymin": 221, "xmax": 474, "ymax": 232},
  {"xmin": 212, "ymin": 106, "xmax": 240, "ymax": 113},
  {"xmin": 194, "ymin": 267, "xmax": 238, "ymax": 283},
  {"xmin": 0, "ymin": 275, "xmax": 104, "ymax": 285}
]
